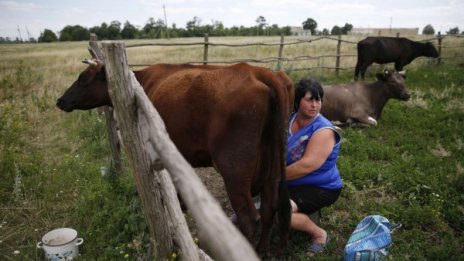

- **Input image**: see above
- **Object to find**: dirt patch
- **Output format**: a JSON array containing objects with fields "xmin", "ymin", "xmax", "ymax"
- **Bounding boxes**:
[{"xmin": 194, "ymin": 167, "xmax": 233, "ymax": 216}]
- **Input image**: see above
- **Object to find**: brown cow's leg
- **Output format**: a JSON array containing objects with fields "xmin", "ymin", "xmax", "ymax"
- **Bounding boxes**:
[
  {"xmin": 255, "ymin": 180, "xmax": 278, "ymax": 256},
  {"xmin": 221, "ymin": 167, "xmax": 260, "ymax": 243},
  {"xmin": 211, "ymin": 136, "xmax": 261, "ymax": 247}
]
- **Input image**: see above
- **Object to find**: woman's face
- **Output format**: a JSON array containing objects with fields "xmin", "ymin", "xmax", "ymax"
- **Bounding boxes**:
[{"xmin": 298, "ymin": 91, "xmax": 321, "ymax": 119}]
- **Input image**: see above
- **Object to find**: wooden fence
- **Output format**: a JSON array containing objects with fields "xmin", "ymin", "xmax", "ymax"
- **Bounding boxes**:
[{"xmin": 123, "ymin": 33, "xmax": 464, "ymax": 76}]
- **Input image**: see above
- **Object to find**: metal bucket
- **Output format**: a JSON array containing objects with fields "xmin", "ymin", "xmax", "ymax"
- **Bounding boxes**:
[{"xmin": 37, "ymin": 228, "xmax": 83, "ymax": 260}]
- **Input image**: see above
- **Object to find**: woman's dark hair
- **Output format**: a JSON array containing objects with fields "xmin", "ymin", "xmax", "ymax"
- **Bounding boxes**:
[{"xmin": 293, "ymin": 77, "xmax": 324, "ymax": 112}]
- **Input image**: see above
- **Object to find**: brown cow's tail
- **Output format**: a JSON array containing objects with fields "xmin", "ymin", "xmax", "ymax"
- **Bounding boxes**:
[
  {"xmin": 265, "ymin": 75, "xmax": 291, "ymax": 252},
  {"xmin": 278, "ymin": 176, "xmax": 291, "ymax": 249}
]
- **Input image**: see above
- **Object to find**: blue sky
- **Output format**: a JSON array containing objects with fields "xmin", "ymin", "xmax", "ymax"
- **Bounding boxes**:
[{"xmin": 1, "ymin": 0, "xmax": 463, "ymax": 39}]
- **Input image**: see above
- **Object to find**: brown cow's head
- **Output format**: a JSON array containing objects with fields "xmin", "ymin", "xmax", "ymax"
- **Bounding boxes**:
[
  {"xmin": 56, "ymin": 59, "xmax": 111, "ymax": 112},
  {"xmin": 376, "ymin": 69, "xmax": 410, "ymax": 101}
]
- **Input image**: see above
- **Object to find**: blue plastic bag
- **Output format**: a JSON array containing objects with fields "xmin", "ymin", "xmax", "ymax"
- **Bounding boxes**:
[{"xmin": 344, "ymin": 215, "xmax": 399, "ymax": 261}]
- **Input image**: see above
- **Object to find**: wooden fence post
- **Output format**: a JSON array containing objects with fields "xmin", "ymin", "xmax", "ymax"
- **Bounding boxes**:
[
  {"xmin": 101, "ymin": 41, "xmax": 174, "ymax": 259},
  {"xmin": 203, "ymin": 34, "xmax": 209, "ymax": 65},
  {"xmin": 89, "ymin": 34, "xmax": 122, "ymax": 177},
  {"xmin": 335, "ymin": 34, "xmax": 342, "ymax": 77},
  {"xmin": 277, "ymin": 34, "xmax": 285, "ymax": 71},
  {"xmin": 437, "ymin": 32, "xmax": 443, "ymax": 66}
]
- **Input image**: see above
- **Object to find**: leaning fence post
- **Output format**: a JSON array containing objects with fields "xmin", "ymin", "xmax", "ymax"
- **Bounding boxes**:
[
  {"xmin": 203, "ymin": 34, "xmax": 209, "ymax": 65},
  {"xmin": 101, "ymin": 41, "xmax": 174, "ymax": 259},
  {"xmin": 89, "ymin": 34, "xmax": 122, "ymax": 177},
  {"xmin": 277, "ymin": 34, "xmax": 285, "ymax": 71},
  {"xmin": 437, "ymin": 32, "xmax": 443, "ymax": 66},
  {"xmin": 335, "ymin": 34, "xmax": 342, "ymax": 77}
]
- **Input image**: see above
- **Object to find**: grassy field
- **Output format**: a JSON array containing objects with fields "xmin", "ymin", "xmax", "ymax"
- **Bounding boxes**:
[{"xmin": 0, "ymin": 35, "xmax": 463, "ymax": 260}]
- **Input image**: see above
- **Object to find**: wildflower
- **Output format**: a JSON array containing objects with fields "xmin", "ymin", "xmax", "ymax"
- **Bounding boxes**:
[{"xmin": 13, "ymin": 250, "xmax": 20, "ymax": 255}]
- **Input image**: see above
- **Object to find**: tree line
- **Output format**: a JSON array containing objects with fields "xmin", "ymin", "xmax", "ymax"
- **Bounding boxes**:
[
  {"xmin": 0, "ymin": 16, "xmax": 462, "ymax": 44},
  {"xmin": 1, "ymin": 16, "xmax": 354, "ymax": 43}
]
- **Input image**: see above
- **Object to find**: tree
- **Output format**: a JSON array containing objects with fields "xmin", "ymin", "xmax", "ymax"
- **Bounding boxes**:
[
  {"xmin": 422, "ymin": 24, "xmax": 435, "ymax": 35},
  {"xmin": 59, "ymin": 25, "xmax": 89, "ymax": 41},
  {"xmin": 331, "ymin": 25, "xmax": 342, "ymax": 35},
  {"xmin": 212, "ymin": 20, "xmax": 225, "ymax": 36},
  {"xmin": 302, "ymin": 18, "xmax": 318, "ymax": 35},
  {"xmin": 255, "ymin": 16, "xmax": 267, "ymax": 35},
  {"xmin": 321, "ymin": 28, "xmax": 329, "ymax": 35},
  {"xmin": 38, "ymin": 29, "xmax": 58, "ymax": 42},
  {"xmin": 89, "ymin": 23, "xmax": 109, "ymax": 39},
  {"xmin": 341, "ymin": 23, "xmax": 353, "ymax": 34},
  {"xmin": 446, "ymin": 27, "xmax": 460, "ymax": 35},
  {"xmin": 185, "ymin": 16, "xmax": 203, "ymax": 37},
  {"xmin": 107, "ymin": 20, "xmax": 122, "ymax": 39},
  {"xmin": 121, "ymin": 21, "xmax": 138, "ymax": 39}
]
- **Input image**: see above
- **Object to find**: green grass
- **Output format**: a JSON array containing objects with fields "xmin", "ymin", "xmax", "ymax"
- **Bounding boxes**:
[{"xmin": 0, "ymin": 37, "xmax": 463, "ymax": 260}]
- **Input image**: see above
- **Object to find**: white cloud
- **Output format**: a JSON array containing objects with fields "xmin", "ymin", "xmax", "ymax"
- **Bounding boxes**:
[{"xmin": 0, "ymin": 0, "xmax": 40, "ymax": 11}]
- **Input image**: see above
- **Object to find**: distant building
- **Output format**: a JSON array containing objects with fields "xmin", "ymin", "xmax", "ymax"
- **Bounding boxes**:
[
  {"xmin": 350, "ymin": 27, "xmax": 419, "ymax": 36},
  {"xmin": 290, "ymin": 26, "xmax": 311, "ymax": 36}
]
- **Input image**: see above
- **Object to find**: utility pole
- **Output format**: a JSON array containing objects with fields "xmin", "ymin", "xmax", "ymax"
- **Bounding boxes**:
[
  {"xmin": 26, "ymin": 26, "xmax": 32, "ymax": 42},
  {"xmin": 163, "ymin": 3, "xmax": 170, "ymax": 39},
  {"xmin": 17, "ymin": 25, "xmax": 23, "ymax": 42}
]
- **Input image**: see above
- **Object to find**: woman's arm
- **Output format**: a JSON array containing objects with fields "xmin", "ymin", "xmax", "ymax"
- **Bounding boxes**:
[{"xmin": 286, "ymin": 128, "xmax": 336, "ymax": 181}]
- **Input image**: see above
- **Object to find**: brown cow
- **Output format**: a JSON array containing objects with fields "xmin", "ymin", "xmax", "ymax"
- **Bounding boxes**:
[
  {"xmin": 321, "ymin": 69, "xmax": 410, "ymax": 127},
  {"xmin": 56, "ymin": 60, "xmax": 294, "ymax": 255}
]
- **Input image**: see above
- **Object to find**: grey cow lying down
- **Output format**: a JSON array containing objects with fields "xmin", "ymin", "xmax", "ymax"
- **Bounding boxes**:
[{"xmin": 320, "ymin": 69, "xmax": 410, "ymax": 127}]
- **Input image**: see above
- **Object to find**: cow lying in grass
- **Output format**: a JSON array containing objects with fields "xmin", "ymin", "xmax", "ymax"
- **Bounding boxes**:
[{"xmin": 321, "ymin": 69, "xmax": 410, "ymax": 127}]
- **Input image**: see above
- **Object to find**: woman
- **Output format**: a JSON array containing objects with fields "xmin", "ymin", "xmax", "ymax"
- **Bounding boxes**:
[{"xmin": 286, "ymin": 77, "xmax": 342, "ymax": 255}]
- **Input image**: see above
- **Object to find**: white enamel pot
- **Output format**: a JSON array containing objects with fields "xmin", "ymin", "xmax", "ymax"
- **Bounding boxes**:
[{"xmin": 37, "ymin": 228, "xmax": 83, "ymax": 260}]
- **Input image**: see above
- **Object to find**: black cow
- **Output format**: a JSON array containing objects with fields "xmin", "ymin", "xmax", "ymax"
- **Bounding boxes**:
[{"xmin": 354, "ymin": 37, "xmax": 439, "ymax": 80}]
